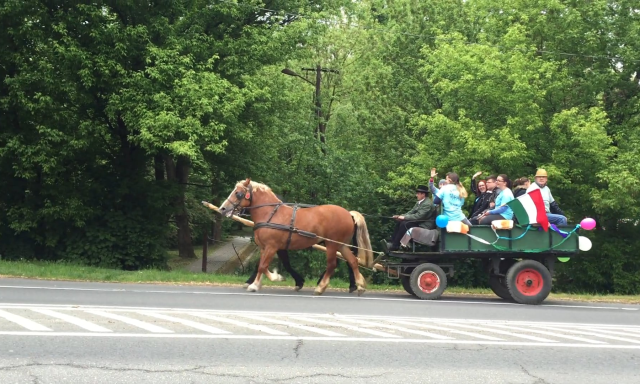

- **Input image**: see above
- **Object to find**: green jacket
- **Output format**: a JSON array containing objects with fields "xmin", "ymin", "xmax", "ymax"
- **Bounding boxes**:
[{"xmin": 403, "ymin": 198, "xmax": 437, "ymax": 229}]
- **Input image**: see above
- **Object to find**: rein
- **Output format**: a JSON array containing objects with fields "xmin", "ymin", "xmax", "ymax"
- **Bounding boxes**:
[{"xmin": 242, "ymin": 202, "xmax": 317, "ymax": 210}]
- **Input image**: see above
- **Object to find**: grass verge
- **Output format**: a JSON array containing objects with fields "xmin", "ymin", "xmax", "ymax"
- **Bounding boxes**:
[{"xmin": 0, "ymin": 260, "xmax": 639, "ymax": 304}]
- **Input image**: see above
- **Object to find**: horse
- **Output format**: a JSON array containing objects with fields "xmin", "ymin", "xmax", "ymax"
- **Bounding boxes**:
[{"xmin": 218, "ymin": 178, "xmax": 373, "ymax": 295}]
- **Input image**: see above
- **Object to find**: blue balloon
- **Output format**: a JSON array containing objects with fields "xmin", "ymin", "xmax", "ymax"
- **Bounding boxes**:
[{"xmin": 436, "ymin": 215, "xmax": 449, "ymax": 228}]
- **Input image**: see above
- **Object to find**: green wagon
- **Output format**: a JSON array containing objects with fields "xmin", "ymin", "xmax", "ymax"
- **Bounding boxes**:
[{"xmin": 378, "ymin": 224, "xmax": 582, "ymax": 305}]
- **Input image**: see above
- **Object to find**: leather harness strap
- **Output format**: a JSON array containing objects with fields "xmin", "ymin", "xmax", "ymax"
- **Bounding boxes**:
[
  {"xmin": 285, "ymin": 204, "xmax": 299, "ymax": 250},
  {"xmin": 252, "ymin": 204, "xmax": 317, "ymax": 248}
]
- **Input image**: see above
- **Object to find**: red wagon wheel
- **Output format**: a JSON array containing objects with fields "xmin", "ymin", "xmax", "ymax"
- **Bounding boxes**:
[
  {"xmin": 409, "ymin": 263, "xmax": 447, "ymax": 300},
  {"xmin": 506, "ymin": 260, "xmax": 552, "ymax": 305}
]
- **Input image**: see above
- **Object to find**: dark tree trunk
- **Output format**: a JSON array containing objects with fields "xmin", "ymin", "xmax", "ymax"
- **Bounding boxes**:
[
  {"xmin": 165, "ymin": 155, "xmax": 195, "ymax": 259},
  {"xmin": 154, "ymin": 155, "xmax": 164, "ymax": 181}
]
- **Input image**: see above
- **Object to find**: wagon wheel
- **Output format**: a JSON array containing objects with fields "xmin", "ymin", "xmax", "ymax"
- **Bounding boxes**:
[
  {"xmin": 409, "ymin": 263, "xmax": 447, "ymax": 300},
  {"xmin": 506, "ymin": 260, "xmax": 552, "ymax": 305},
  {"xmin": 400, "ymin": 262, "xmax": 416, "ymax": 296},
  {"xmin": 400, "ymin": 276, "xmax": 416, "ymax": 296},
  {"xmin": 488, "ymin": 259, "xmax": 516, "ymax": 301}
]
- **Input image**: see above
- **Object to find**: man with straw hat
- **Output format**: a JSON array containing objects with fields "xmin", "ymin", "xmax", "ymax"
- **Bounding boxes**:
[{"xmin": 526, "ymin": 168, "xmax": 568, "ymax": 225}]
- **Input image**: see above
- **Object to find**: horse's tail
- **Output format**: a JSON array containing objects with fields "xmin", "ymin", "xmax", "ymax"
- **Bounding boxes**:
[{"xmin": 349, "ymin": 211, "xmax": 374, "ymax": 268}]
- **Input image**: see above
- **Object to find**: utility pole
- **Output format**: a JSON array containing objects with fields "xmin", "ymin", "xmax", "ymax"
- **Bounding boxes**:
[{"xmin": 282, "ymin": 66, "xmax": 339, "ymax": 154}]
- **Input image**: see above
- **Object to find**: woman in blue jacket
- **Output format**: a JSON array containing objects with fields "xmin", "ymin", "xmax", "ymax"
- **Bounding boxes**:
[{"xmin": 478, "ymin": 174, "xmax": 514, "ymax": 224}]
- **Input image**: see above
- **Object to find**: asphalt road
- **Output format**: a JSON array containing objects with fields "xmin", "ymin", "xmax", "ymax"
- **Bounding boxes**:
[{"xmin": 1, "ymin": 277, "xmax": 639, "ymax": 383}]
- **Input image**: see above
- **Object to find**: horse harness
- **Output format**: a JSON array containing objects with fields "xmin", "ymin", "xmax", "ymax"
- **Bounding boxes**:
[
  {"xmin": 232, "ymin": 187, "xmax": 355, "ymax": 250},
  {"xmin": 250, "ymin": 203, "xmax": 319, "ymax": 250}
]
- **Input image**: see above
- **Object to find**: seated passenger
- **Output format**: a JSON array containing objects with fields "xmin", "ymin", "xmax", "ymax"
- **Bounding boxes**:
[
  {"xmin": 432, "ymin": 171, "xmax": 472, "ymax": 226},
  {"xmin": 512, "ymin": 177, "xmax": 530, "ymax": 198},
  {"xmin": 478, "ymin": 174, "xmax": 514, "ymax": 225},
  {"xmin": 387, "ymin": 185, "xmax": 437, "ymax": 251},
  {"xmin": 489, "ymin": 175, "xmax": 501, "ymax": 208},
  {"xmin": 469, "ymin": 171, "xmax": 493, "ymax": 224},
  {"xmin": 526, "ymin": 169, "xmax": 568, "ymax": 226}
]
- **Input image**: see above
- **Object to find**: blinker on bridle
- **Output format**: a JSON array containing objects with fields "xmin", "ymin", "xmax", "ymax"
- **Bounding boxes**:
[{"xmin": 230, "ymin": 184, "xmax": 253, "ymax": 211}]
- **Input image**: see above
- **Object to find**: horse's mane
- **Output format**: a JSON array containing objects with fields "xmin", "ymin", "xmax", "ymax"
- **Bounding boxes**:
[{"xmin": 235, "ymin": 180, "xmax": 273, "ymax": 193}]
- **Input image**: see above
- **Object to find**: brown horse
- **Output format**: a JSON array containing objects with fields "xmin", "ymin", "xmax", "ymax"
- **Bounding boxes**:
[{"xmin": 218, "ymin": 178, "xmax": 373, "ymax": 295}]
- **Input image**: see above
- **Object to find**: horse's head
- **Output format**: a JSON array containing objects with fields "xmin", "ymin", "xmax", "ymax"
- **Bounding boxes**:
[{"xmin": 219, "ymin": 178, "xmax": 253, "ymax": 218}]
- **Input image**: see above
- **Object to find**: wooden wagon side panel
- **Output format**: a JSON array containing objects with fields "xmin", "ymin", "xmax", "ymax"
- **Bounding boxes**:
[{"xmin": 441, "ymin": 225, "xmax": 580, "ymax": 253}]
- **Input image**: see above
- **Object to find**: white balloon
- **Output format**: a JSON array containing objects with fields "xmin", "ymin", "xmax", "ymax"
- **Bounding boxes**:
[{"xmin": 578, "ymin": 236, "xmax": 592, "ymax": 252}]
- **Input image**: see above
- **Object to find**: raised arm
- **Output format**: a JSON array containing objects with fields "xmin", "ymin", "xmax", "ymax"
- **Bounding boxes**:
[
  {"xmin": 429, "ymin": 167, "xmax": 440, "ymax": 195},
  {"xmin": 471, "ymin": 171, "xmax": 482, "ymax": 196}
]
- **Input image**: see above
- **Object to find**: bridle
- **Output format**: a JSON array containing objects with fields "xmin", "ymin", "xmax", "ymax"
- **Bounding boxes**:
[
  {"xmin": 223, "ymin": 184, "xmax": 294, "ymax": 216},
  {"xmin": 228, "ymin": 184, "xmax": 253, "ymax": 212}
]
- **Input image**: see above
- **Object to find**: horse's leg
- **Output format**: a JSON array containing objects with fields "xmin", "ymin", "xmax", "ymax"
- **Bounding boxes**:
[
  {"xmin": 317, "ymin": 260, "xmax": 356, "ymax": 293},
  {"xmin": 245, "ymin": 257, "xmax": 281, "ymax": 288},
  {"xmin": 246, "ymin": 265, "xmax": 283, "ymax": 288},
  {"xmin": 339, "ymin": 244, "xmax": 367, "ymax": 296},
  {"xmin": 278, "ymin": 250, "xmax": 304, "ymax": 291},
  {"xmin": 247, "ymin": 247, "xmax": 277, "ymax": 292},
  {"xmin": 315, "ymin": 244, "xmax": 339, "ymax": 295},
  {"xmin": 347, "ymin": 263, "xmax": 357, "ymax": 293},
  {"xmin": 244, "ymin": 269, "xmax": 258, "ymax": 288}
]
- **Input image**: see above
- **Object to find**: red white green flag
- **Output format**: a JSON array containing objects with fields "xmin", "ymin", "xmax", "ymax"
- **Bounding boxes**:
[{"xmin": 506, "ymin": 187, "xmax": 550, "ymax": 231}]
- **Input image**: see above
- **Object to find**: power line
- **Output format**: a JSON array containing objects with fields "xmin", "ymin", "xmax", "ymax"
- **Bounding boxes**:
[{"xmin": 214, "ymin": 0, "xmax": 638, "ymax": 64}]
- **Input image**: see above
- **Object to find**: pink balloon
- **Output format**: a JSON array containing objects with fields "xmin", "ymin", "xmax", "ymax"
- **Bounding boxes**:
[{"xmin": 580, "ymin": 218, "xmax": 596, "ymax": 230}]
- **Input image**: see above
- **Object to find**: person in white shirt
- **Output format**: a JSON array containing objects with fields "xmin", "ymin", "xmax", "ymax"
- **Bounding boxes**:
[{"xmin": 526, "ymin": 169, "xmax": 568, "ymax": 225}]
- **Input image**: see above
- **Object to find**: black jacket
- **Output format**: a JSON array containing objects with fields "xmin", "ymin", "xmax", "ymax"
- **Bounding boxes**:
[
  {"xmin": 470, "ymin": 192, "xmax": 493, "ymax": 219},
  {"xmin": 513, "ymin": 186, "xmax": 527, "ymax": 199}
]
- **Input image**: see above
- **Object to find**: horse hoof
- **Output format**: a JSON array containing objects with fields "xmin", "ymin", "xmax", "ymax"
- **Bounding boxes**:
[
  {"xmin": 313, "ymin": 288, "xmax": 324, "ymax": 296},
  {"xmin": 295, "ymin": 286, "xmax": 303, "ymax": 292},
  {"xmin": 349, "ymin": 286, "xmax": 357, "ymax": 294},
  {"xmin": 357, "ymin": 288, "xmax": 366, "ymax": 296},
  {"xmin": 247, "ymin": 284, "xmax": 260, "ymax": 292}
]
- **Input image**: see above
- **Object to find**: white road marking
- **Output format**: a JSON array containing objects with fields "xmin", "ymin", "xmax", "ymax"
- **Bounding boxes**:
[
  {"xmin": 31, "ymin": 309, "xmax": 111, "ymax": 332},
  {"xmin": 188, "ymin": 312, "xmax": 288, "ymax": 336},
  {"xmin": 481, "ymin": 323, "xmax": 607, "ymax": 344},
  {"xmin": 566, "ymin": 327, "xmax": 640, "ymax": 339},
  {"xmin": 0, "ymin": 309, "xmax": 52, "ymax": 331},
  {"xmin": 389, "ymin": 320, "xmax": 504, "ymax": 341},
  {"xmin": 296, "ymin": 316, "xmax": 401, "ymax": 338},
  {"xmin": 335, "ymin": 316, "xmax": 453, "ymax": 339},
  {"xmin": 531, "ymin": 325, "xmax": 640, "ymax": 344},
  {"xmin": 0, "ymin": 303, "xmax": 638, "ymax": 349},
  {"xmin": 2, "ymin": 304, "xmax": 639, "ymax": 331},
  {"xmin": 85, "ymin": 310, "xmax": 173, "ymax": 333},
  {"xmin": 3, "ymin": 331, "xmax": 640, "ymax": 349},
  {"xmin": 1, "ymin": 285, "xmax": 638, "ymax": 311},
  {"xmin": 235, "ymin": 315, "xmax": 346, "ymax": 337},
  {"xmin": 138, "ymin": 312, "xmax": 230, "ymax": 334},
  {"xmin": 435, "ymin": 322, "xmax": 557, "ymax": 343}
]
